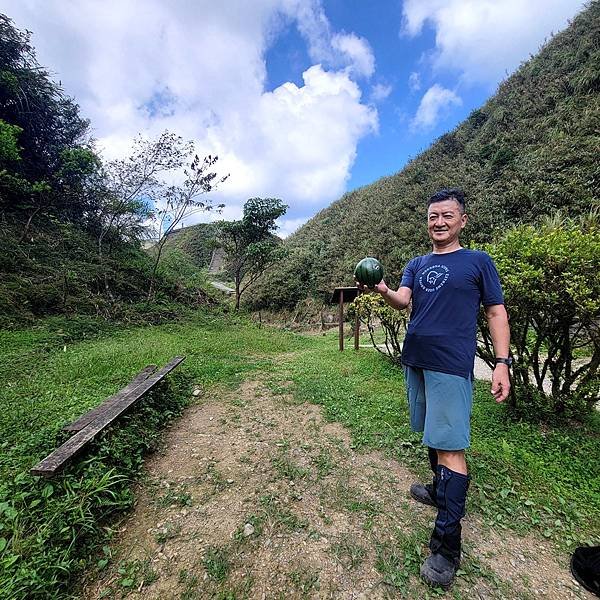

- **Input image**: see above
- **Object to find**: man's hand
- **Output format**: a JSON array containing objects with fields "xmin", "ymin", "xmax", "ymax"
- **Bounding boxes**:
[
  {"xmin": 491, "ymin": 364, "xmax": 510, "ymax": 403},
  {"xmin": 355, "ymin": 279, "xmax": 389, "ymax": 295},
  {"xmin": 355, "ymin": 280, "xmax": 412, "ymax": 310},
  {"xmin": 374, "ymin": 280, "xmax": 388, "ymax": 295}
]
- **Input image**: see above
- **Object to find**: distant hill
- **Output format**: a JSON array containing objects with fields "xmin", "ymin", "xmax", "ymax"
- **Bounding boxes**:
[
  {"xmin": 249, "ymin": 2, "xmax": 599, "ymax": 311},
  {"xmin": 161, "ymin": 223, "xmax": 217, "ymax": 269}
]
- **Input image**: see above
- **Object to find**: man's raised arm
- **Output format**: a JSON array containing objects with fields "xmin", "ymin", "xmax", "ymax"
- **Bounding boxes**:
[{"xmin": 375, "ymin": 281, "xmax": 412, "ymax": 310}]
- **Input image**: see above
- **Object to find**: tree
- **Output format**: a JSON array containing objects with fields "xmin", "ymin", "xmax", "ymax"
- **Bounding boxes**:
[
  {"xmin": 147, "ymin": 153, "xmax": 228, "ymax": 300},
  {"xmin": 478, "ymin": 214, "xmax": 600, "ymax": 421},
  {"xmin": 98, "ymin": 131, "xmax": 191, "ymax": 260},
  {"xmin": 216, "ymin": 197, "xmax": 288, "ymax": 309},
  {"xmin": 92, "ymin": 131, "xmax": 199, "ymax": 299},
  {"xmin": 0, "ymin": 15, "xmax": 91, "ymax": 223}
]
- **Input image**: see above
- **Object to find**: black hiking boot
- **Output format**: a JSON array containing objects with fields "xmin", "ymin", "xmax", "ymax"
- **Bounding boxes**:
[
  {"xmin": 570, "ymin": 545, "xmax": 600, "ymax": 597},
  {"xmin": 410, "ymin": 481, "xmax": 437, "ymax": 507},
  {"xmin": 420, "ymin": 551, "xmax": 458, "ymax": 589}
]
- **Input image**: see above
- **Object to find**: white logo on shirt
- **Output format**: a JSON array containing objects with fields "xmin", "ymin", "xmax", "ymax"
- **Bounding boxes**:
[{"xmin": 419, "ymin": 265, "xmax": 450, "ymax": 292}]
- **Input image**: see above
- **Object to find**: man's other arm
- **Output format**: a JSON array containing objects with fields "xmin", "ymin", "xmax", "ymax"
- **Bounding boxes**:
[{"xmin": 484, "ymin": 303, "xmax": 511, "ymax": 403}]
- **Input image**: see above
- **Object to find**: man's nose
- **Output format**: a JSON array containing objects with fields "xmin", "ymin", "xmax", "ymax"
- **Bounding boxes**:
[{"xmin": 435, "ymin": 215, "xmax": 445, "ymax": 226}]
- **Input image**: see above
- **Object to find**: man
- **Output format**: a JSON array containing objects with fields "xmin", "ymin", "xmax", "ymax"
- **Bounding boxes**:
[{"xmin": 374, "ymin": 188, "xmax": 511, "ymax": 588}]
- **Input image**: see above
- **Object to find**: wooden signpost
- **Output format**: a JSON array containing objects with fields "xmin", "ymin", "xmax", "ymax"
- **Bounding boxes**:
[{"xmin": 330, "ymin": 286, "xmax": 360, "ymax": 352}]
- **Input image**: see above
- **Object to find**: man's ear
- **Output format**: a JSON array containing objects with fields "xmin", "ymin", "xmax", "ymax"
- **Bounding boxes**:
[{"xmin": 461, "ymin": 213, "xmax": 468, "ymax": 229}]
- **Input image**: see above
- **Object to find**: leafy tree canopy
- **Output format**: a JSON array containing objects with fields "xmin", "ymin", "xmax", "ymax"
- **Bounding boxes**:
[{"xmin": 216, "ymin": 197, "xmax": 287, "ymax": 309}]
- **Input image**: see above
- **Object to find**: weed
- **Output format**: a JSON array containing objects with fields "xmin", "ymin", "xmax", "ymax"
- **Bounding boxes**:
[
  {"xmin": 311, "ymin": 448, "xmax": 335, "ymax": 478},
  {"xmin": 154, "ymin": 521, "xmax": 182, "ymax": 545},
  {"xmin": 116, "ymin": 558, "xmax": 158, "ymax": 591},
  {"xmin": 204, "ymin": 461, "xmax": 230, "ymax": 492},
  {"xmin": 327, "ymin": 475, "xmax": 381, "ymax": 517},
  {"xmin": 375, "ymin": 528, "xmax": 426, "ymax": 592},
  {"xmin": 202, "ymin": 545, "xmax": 231, "ymax": 582},
  {"xmin": 271, "ymin": 450, "xmax": 308, "ymax": 481},
  {"xmin": 233, "ymin": 513, "xmax": 265, "ymax": 540},
  {"xmin": 288, "ymin": 566, "xmax": 320, "ymax": 595},
  {"xmin": 274, "ymin": 437, "xmax": 290, "ymax": 451},
  {"xmin": 155, "ymin": 483, "xmax": 194, "ymax": 508},
  {"xmin": 330, "ymin": 534, "xmax": 367, "ymax": 569},
  {"xmin": 211, "ymin": 576, "xmax": 254, "ymax": 600},
  {"xmin": 179, "ymin": 568, "xmax": 201, "ymax": 599},
  {"xmin": 258, "ymin": 493, "xmax": 308, "ymax": 532}
]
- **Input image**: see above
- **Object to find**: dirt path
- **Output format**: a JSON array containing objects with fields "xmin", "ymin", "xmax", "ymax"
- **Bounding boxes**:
[{"xmin": 82, "ymin": 378, "xmax": 591, "ymax": 599}]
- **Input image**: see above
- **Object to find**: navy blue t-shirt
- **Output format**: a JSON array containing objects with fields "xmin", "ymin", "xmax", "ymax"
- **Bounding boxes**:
[{"xmin": 400, "ymin": 249, "xmax": 504, "ymax": 379}]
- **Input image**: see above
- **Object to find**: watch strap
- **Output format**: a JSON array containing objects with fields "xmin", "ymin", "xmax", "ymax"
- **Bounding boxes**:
[{"xmin": 494, "ymin": 357, "xmax": 513, "ymax": 366}]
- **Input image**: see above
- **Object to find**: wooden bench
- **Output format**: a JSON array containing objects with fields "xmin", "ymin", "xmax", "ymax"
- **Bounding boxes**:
[{"xmin": 31, "ymin": 356, "xmax": 185, "ymax": 478}]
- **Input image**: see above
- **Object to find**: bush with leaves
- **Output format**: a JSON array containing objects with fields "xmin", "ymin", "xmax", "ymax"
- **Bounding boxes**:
[
  {"xmin": 351, "ymin": 292, "xmax": 407, "ymax": 364},
  {"xmin": 479, "ymin": 215, "xmax": 600, "ymax": 421}
]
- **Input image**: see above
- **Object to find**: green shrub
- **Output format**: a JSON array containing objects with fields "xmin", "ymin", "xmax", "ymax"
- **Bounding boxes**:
[
  {"xmin": 479, "ymin": 217, "xmax": 600, "ymax": 421},
  {"xmin": 351, "ymin": 292, "xmax": 407, "ymax": 364}
]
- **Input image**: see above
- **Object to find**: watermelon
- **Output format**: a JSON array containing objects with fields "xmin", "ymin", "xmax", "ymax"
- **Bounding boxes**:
[{"xmin": 354, "ymin": 257, "xmax": 384, "ymax": 287}]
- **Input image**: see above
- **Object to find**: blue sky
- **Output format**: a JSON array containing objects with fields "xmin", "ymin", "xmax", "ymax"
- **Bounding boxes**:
[
  {"xmin": 3, "ymin": 0, "xmax": 588, "ymax": 236},
  {"xmin": 264, "ymin": 0, "xmax": 575, "ymax": 195}
]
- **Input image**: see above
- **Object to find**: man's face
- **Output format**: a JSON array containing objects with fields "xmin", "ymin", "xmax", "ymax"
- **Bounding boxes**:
[{"xmin": 427, "ymin": 199, "xmax": 467, "ymax": 245}]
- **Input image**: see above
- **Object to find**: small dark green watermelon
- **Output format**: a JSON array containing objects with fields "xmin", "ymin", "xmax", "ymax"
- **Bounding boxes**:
[{"xmin": 354, "ymin": 257, "xmax": 384, "ymax": 287}]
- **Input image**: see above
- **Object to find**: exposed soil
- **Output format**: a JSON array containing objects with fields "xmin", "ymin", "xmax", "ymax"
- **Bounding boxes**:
[{"xmin": 81, "ymin": 378, "xmax": 592, "ymax": 600}]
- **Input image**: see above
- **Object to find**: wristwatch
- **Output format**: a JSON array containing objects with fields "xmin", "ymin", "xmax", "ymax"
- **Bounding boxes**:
[{"xmin": 494, "ymin": 357, "xmax": 513, "ymax": 366}]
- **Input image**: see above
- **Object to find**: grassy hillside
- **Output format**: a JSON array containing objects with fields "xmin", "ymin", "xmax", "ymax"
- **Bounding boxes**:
[
  {"xmin": 161, "ymin": 222, "xmax": 217, "ymax": 269},
  {"xmin": 250, "ymin": 2, "xmax": 599, "ymax": 310}
]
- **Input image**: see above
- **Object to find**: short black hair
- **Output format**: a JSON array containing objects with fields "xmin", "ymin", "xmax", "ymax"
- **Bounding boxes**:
[{"xmin": 428, "ymin": 188, "xmax": 466, "ymax": 212}]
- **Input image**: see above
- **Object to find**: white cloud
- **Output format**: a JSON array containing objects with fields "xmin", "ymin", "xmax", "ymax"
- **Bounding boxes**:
[
  {"xmin": 211, "ymin": 65, "xmax": 377, "ymax": 203},
  {"xmin": 2, "ymin": 0, "xmax": 377, "ymax": 228},
  {"xmin": 331, "ymin": 32, "xmax": 375, "ymax": 78},
  {"xmin": 370, "ymin": 82, "xmax": 393, "ymax": 103},
  {"xmin": 291, "ymin": 0, "xmax": 375, "ymax": 77},
  {"xmin": 408, "ymin": 71, "xmax": 421, "ymax": 92},
  {"xmin": 401, "ymin": 0, "xmax": 587, "ymax": 85},
  {"xmin": 411, "ymin": 84, "xmax": 462, "ymax": 130},
  {"xmin": 276, "ymin": 217, "xmax": 307, "ymax": 238}
]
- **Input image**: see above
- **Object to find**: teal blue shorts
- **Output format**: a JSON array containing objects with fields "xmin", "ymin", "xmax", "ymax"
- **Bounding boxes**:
[{"xmin": 403, "ymin": 365, "xmax": 473, "ymax": 451}]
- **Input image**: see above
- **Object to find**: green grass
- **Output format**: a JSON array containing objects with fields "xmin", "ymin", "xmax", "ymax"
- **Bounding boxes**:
[
  {"xmin": 330, "ymin": 534, "xmax": 367, "ymax": 569},
  {"xmin": 271, "ymin": 449, "xmax": 309, "ymax": 481},
  {"xmin": 202, "ymin": 545, "xmax": 231, "ymax": 582},
  {"xmin": 288, "ymin": 566, "xmax": 320, "ymax": 596},
  {"xmin": 1, "ymin": 313, "xmax": 599, "ymax": 598}
]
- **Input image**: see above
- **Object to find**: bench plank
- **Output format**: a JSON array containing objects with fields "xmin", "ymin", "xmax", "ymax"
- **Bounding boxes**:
[
  {"xmin": 63, "ymin": 365, "xmax": 157, "ymax": 432},
  {"xmin": 31, "ymin": 356, "xmax": 185, "ymax": 477}
]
